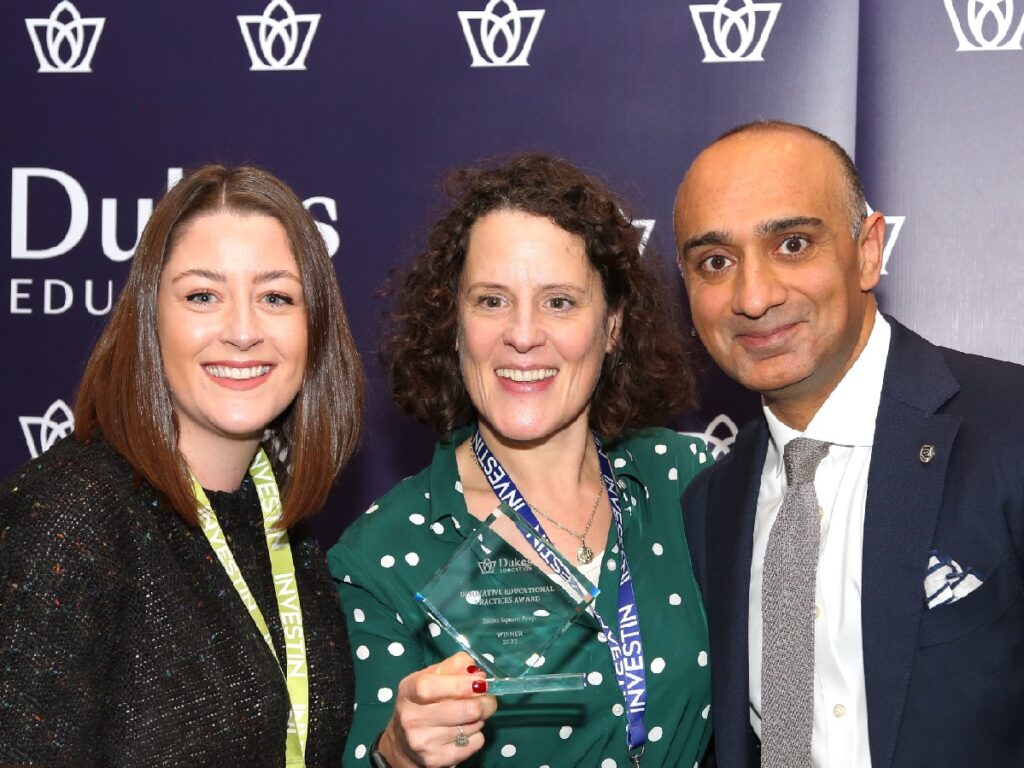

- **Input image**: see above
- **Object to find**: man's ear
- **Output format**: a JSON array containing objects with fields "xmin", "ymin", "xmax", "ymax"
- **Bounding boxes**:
[{"xmin": 858, "ymin": 211, "xmax": 886, "ymax": 291}]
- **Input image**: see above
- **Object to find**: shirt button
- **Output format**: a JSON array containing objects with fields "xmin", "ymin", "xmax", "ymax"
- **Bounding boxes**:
[
  {"xmin": 814, "ymin": 605, "xmax": 821, "ymax": 620},
  {"xmin": 833, "ymin": 704, "xmax": 846, "ymax": 718},
  {"xmin": 818, "ymin": 506, "xmax": 825, "ymax": 520}
]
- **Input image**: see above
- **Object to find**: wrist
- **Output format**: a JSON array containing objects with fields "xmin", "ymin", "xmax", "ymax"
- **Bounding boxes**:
[{"xmin": 369, "ymin": 731, "xmax": 392, "ymax": 768}]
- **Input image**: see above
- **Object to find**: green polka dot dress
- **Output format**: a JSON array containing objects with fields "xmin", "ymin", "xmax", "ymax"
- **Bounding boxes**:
[{"xmin": 328, "ymin": 426, "xmax": 713, "ymax": 767}]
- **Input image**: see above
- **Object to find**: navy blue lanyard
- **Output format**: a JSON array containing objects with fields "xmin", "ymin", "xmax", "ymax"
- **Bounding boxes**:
[{"xmin": 471, "ymin": 429, "xmax": 649, "ymax": 757}]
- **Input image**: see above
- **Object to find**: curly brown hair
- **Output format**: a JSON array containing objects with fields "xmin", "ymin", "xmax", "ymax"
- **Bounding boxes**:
[{"xmin": 382, "ymin": 153, "xmax": 697, "ymax": 441}]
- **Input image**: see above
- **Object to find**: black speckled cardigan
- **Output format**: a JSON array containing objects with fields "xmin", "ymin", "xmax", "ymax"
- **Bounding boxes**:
[{"xmin": 0, "ymin": 436, "xmax": 352, "ymax": 767}]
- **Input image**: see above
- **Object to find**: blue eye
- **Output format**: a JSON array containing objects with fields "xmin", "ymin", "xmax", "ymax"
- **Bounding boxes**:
[
  {"xmin": 185, "ymin": 291, "xmax": 215, "ymax": 304},
  {"xmin": 264, "ymin": 293, "xmax": 294, "ymax": 306}
]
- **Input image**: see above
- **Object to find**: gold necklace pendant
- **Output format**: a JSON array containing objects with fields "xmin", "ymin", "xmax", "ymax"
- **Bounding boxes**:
[{"xmin": 576, "ymin": 542, "xmax": 595, "ymax": 565}]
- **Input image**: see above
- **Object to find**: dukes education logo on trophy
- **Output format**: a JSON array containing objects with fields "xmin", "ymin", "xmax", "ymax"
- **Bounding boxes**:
[{"xmin": 416, "ymin": 503, "xmax": 598, "ymax": 695}]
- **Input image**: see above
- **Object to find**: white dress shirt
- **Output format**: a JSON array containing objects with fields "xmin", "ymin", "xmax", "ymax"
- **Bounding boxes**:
[{"xmin": 749, "ymin": 312, "xmax": 891, "ymax": 768}]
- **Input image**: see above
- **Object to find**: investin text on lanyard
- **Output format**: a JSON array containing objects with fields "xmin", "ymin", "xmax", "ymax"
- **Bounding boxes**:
[
  {"xmin": 472, "ymin": 429, "xmax": 649, "ymax": 766},
  {"xmin": 192, "ymin": 448, "xmax": 309, "ymax": 767}
]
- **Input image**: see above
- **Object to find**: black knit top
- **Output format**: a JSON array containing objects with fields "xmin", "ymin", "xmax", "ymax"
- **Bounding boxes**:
[{"xmin": 0, "ymin": 436, "xmax": 353, "ymax": 766}]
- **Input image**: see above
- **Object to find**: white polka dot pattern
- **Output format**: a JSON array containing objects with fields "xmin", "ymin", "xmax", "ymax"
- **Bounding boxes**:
[{"xmin": 330, "ymin": 429, "xmax": 712, "ymax": 768}]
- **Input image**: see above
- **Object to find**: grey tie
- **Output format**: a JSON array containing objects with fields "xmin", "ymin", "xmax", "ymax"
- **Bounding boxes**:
[{"xmin": 760, "ymin": 437, "xmax": 831, "ymax": 768}]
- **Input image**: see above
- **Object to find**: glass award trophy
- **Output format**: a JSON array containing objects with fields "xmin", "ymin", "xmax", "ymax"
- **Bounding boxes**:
[{"xmin": 415, "ymin": 503, "xmax": 600, "ymax": 695}]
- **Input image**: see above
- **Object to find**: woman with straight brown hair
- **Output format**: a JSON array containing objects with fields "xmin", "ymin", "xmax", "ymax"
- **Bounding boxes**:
[{"xmin": 0, "ymin": 164, "xmax": 364, "ymax": 766}]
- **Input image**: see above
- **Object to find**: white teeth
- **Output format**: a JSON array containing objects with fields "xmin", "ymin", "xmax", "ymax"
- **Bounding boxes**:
[
  {"xmin": 495, "ymin": 368, "xmax": 557, "ymax": 382},
  {"xmin": 204, "ymin": 365, "xmax": 271, "ymax": 380}
]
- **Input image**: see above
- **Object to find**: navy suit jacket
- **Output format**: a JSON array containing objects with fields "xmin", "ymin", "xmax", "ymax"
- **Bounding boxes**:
[{"xmin": 683, "ymin": 318, "xmax": 1024, "ymax": 767}]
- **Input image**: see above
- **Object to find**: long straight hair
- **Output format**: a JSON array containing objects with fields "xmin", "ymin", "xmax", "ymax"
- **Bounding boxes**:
[{"xmin": 75, "ymin": 165, "xmax": 364, "ymax": 527}]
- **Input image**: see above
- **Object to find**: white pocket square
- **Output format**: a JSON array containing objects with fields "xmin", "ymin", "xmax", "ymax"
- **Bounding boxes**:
[
  {"xmin": 925, "ymin": 557, "xmax": 978, "ymax": 610},
  {"xmin": 924, "ymin": 551, "xmax": 983, "ymax": 609}
]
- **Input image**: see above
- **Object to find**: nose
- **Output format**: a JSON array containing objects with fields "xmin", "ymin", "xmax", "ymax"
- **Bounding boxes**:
[
  {"xmin": 731, "ymin": 254, "xmax": 786, "ymax": 319},
  {"xmin": 222, "ymin": 299, "xmax": 263, "ymax": 351},
  {"xmin": 501, "ymin": 303, "xmax": 545, "ymax": 353}
]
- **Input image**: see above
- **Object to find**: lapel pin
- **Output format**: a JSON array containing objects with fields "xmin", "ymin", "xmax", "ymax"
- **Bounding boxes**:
[{"xmin": 919, "ymin": 444, "xmax": 936, "ymax": 464}]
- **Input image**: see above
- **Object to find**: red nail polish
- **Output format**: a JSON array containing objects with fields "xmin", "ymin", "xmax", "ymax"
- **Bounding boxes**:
[
  {"xmin": 472, "ymin": 679, "xmax": 488, "ymax": 694},
  {"xmin": 467, "ymin": 665, "xmax": 480, "ymax": 674}
]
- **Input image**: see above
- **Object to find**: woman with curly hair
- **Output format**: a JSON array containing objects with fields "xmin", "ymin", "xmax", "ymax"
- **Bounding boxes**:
[{"xmin": 329, "ymin": 154, "xmax": 712, "ymax": 767}]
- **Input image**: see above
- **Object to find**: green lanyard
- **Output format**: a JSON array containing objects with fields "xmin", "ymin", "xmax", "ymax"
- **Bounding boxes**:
[{"xmin": 192, "ymin": 448, "xmax": 309, "ymax": 767}]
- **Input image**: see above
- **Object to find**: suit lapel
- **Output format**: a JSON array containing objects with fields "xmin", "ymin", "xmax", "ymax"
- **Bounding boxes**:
[
  {"xmin": 707, "ymin": 418, "xmax": 768, "ymax": 768},
  {"xmin": 862, "ymin": 319, "xmax": 961, "ymax": 768}
]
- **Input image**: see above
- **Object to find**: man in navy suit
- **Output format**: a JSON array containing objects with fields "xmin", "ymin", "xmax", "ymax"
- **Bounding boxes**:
[{"xmin": 675, "ymin": 120, "xmax": 1024, "ymax": 767}]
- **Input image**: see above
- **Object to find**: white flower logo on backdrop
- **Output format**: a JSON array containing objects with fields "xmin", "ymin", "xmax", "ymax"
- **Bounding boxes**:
[
  {"xmin": 690, "ymin": 0, "xmax": 781, "ymax": 63},
  {"xmin": 25, "ymin": 1, "xmax": 104, "ymax": 73},
  {"xmin": 459, "ymin": 0, "xmax": 545, "ymax": 67},
  {"xmin": 866, "ymin": 203, "xmax": 905, "ymax": 276},
  {"xmin": 238, "ymin": 0, "xmax": 320, "ymax": 71},
  {"xmin": 944, "ymin": 0, "xmax": 1024, "ymax": 51},
  {"xmin": 21, "ymin": 400, "xmax": 75, "ymax": 459},
  {"xmin": 681, "ymin": 414, "xmax": 739, "ymax": 459}
]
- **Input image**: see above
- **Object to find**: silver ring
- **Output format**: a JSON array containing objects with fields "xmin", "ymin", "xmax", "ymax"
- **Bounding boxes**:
[{"xmin": 455, "ymin": 724, "xmax": 470, "ymax": 747}]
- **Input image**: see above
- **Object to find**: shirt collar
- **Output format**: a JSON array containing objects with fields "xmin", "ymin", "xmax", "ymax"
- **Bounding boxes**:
[{"xmin": 764, "ymin": 311, "xmax": 891, "ymax": 475}]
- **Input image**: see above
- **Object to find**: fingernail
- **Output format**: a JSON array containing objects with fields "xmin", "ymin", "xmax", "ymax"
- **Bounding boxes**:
[
  {"xmin": 472, "ymin": 679, "xmax": 488, "ymax": 694},
  {"xmin": 467, "ymin": 665, "xmax": 480, "ymax": 674}
]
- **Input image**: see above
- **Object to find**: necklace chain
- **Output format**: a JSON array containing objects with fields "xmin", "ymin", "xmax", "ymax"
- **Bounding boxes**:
[
  {"xmin": 530, "ymin": 484, "xmax": 603, "ymax": 565},
  {"xmin": 472, "ymin": 443, "xmax": 604, "ymax": 564}
]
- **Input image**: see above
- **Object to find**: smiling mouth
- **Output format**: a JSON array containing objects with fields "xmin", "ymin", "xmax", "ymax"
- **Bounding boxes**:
[
  {"xmin": 495, "ymin": 368, "xmax": 557, "ymax": 382},
  {"xmin": 204, "ymin": 364, "xmax": 272, "ymax": 380},
  {"xmin": 736, "ymin": 322, "xmax": 800, "ymax": 344}
]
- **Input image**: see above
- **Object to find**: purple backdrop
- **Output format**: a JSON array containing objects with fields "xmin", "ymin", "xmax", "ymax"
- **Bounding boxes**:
[{"xmin": 4, "ymin": 0, "xmax": 1023, "ymax": 546}]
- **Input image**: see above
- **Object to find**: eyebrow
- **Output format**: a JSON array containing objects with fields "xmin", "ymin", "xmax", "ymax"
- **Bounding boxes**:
[
  {"xmin": 681, "ymin": 230, "xmax": 731, "ymax": 256},
  {"xmin": 170, "ymin": 268, "xmax": 302, "ymax": 284},
  {"xmin": 754, "ymin": 216, "xmax": 826, "ymax": 237},
  {"xmin": 464, "ymin": 281, "xmax": 588, "ymax": 293},
  {"xmin": 681, "ymin": 216, "xmax": 827, "ymax": 258}
]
